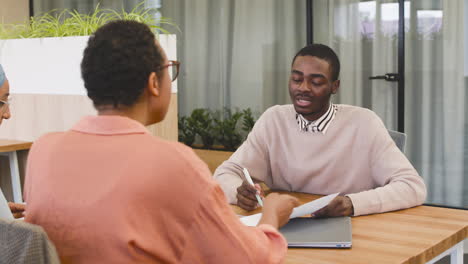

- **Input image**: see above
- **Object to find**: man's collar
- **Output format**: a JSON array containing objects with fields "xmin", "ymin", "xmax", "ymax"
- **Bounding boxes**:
[
  {"xmin": 295, "ymin": 103, "xmax": 337, "ymax": 134},
  {"xmin": 71, "ymin": 115, "xmax": 149, "ymax": 135}
]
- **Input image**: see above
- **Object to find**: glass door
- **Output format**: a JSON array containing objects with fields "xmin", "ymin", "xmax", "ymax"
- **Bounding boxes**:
[
  {"xmin": 405, "ymin": 0, "xmax": 466, "ymax": 208},
  {"xmin": 312, "ymin": 0, "xmax": 406, "ymax": 131},
  {"xmin": 312, "ymin": 0, "xmax": 467, "ymax": 208}
]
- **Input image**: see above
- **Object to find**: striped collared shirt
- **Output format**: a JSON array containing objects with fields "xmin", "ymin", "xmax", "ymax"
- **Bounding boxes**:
[{"xmin": 295, "ymin": 103, "xmax": 337, "ymax": 134}]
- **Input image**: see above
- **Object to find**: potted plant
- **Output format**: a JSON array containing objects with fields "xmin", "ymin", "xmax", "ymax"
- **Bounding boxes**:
[
  {"xmin": 178, "ymin": 116, "xmax": 196, "ymax": 147},
  {"xmin": 179, "ymin": 107, "xmax": 257, "ymax": 172},
  {"xmin": 214, "ymin": 108, "xmax": 244, "ymax": 151},
  {"xmin": 189, "ymin": 108, "xmax": 216, "ymax": 149},
  {"xmin": 241, "ymin": 108, "xmax": 256, "ymax": 138},
  {"xmin": 0, "ymin": 2, "xmax": 178, "ymax": 141}
]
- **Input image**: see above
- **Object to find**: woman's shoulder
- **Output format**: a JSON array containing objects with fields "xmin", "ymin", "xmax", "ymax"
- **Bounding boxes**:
[
  {"xmin": 146, "ymin": 136, "xmax": 214, "ymax": 180},
  {"xmin": 30, "ymin": 131, "xmax": 67, "ymax": 150}
]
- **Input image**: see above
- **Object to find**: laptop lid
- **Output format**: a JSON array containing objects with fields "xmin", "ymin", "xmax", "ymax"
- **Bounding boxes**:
[
  {"xmin": 0, "ymin": 189, "xmax": 14, "ymax": 220},
  {"xmin": 279, "ymin": 217, "xmax": 352, "ymax": 248}
]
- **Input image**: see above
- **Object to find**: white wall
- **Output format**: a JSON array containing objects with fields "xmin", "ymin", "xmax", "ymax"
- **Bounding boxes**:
[
  {"xmin": 0, "ymin": 34, "xmax": 177, "ymax": 141},
  {"xmin": 0, "ymin": 35, "xmax": 177, "ymax": 95}
]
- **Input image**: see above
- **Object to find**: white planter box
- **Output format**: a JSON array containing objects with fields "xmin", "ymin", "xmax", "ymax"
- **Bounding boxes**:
[
  {"xmin": 0, "ymin": 34, "xmax": 177, "ymax": 141},
  {"xmin": 0, "ymin": 34, "xmax": 177, "ymax": 94}
]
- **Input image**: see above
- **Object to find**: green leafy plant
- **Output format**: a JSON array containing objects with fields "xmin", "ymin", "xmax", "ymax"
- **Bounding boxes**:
[
  {"xmin": 241, "ymin": 108, "xmax": 256, "ymax": 135},
  {"xmin": 178, "ymin": 116, "xmax": 196, "ymax": 146},
  {"xmin": 0, "ymin": 2, "xmax": 176, "ymax": 39},
  {"xmin": 179, "ymin": 107, "xmax": 257, "ymax": 151},
  {"xmin": 190, "ymin": 108, "xmax": 216, "ymax": 149},
  {"xmin": 214, "ymin": 108, "xmax": 244, "ymax": 151}
]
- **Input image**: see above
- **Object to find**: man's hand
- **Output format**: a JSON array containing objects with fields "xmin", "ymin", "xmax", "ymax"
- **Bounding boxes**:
[
  {"xmin": 8, "ymin": 202, "xmax": 25, "ymax": 219},
  {"xmin": 312, "ymin": 196, "xmax": 354, "ymax": 218},
  {"xmin": 236, "ymin": 180, "xmax": 264, "ymax": 211}
]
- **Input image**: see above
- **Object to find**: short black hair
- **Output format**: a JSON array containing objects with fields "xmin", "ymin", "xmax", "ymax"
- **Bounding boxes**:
[
  {"xmin": 81, "ymin": 20, "xmax": 164, "ymax": 108},
  {"xmin": 292, "ymin": 44, "xmax": 340, "ymax": 81}
]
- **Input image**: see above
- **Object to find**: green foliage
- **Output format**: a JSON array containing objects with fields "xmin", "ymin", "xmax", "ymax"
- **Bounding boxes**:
[
  {"xmin": 178, "ymin": 116, "xmax": 196, "ymax": 146},
  {"xmin": 241, "ymin": 108, "xmax": 256, "ymax": 134},
  {"xmin": 179, "ymin": 108, "xmax": 257, "ymax": 151},
  {"xmin": 190, "ymin": 108, "xmax": 216, "ymax": 149},
  {"xmin": 214, "ymin": 108, "xmax": 244, "ymax": 151},
  {"xmin": 0, "ymin": 2, "xmax": 176, "ymax": 39}
]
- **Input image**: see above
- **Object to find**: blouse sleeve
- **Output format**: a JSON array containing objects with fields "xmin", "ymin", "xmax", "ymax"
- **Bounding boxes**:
[{"xmin": 180, "ymin": 184, "xmax": 287, "ymax": 264}]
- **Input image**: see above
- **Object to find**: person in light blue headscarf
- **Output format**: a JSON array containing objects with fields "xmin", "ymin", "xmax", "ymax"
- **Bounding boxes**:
[
  {"xmin": 0, "ymin": 64, "xmax": 11, "ymax": 125},
  {"xmin": 0, "ymin": 64, "xmax": 23, "ymax": 219},
  {"xmin": 0, "ymin": 64, "xmax": 5, "ymax": 85}
]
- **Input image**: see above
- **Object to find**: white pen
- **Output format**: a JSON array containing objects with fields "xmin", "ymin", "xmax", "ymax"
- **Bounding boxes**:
[{"xmin": 242, "ymin": 168, "xmax": 264, "ymax": 207}]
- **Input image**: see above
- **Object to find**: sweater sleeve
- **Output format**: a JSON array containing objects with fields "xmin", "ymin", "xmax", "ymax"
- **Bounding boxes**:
[
  {"xmin": 213, "ymin": 108, "xmax": 273, "ymax": 204},
  {"xmin": 347, "ymin": 112, "xmax": 427, "ymax": 216},
  {"xmin": 180, "ymin": 184, "xmax": 287, "ymax": 264}
]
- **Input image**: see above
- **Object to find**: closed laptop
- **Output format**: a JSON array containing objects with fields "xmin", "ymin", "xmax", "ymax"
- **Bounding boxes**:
[{"xmin": 279, "ymin": 217, "xmax": 352, "ymax": 248}]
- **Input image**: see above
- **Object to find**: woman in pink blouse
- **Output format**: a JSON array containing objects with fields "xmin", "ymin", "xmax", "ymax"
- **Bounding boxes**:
[{"xmin": 24, "ymin": 20, "xmax": 298, "ymax": 263}]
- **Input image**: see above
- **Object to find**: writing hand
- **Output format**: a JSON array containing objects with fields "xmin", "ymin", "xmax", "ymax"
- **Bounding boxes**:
[{"xmin": 236, "ymin": 181, "xmax": 264, "ymax": 211}]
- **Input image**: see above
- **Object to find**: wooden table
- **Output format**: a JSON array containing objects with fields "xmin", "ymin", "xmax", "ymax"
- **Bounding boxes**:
[
  {"xmin": 0, "ymin": 140, "xmax": 32, "ymax": 203},
  {"xmin": 233, "ymin": 192, "xmax": 468, "ymax": 264}
]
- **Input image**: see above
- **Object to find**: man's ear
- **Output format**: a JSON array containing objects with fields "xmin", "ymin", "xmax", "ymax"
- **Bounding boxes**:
[
  {"xmin": 332, "ymin": 80, "xmax": 340, "ymax": 94},
  {"xmin": 147, "ymin": 72, "xmax": 160, "ymax": 97}
]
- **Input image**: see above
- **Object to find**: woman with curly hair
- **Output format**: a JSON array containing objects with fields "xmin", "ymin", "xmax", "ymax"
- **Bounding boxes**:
[{"xmin": 24, "ymin": 20, "xmax": 298, "ymax": 264}]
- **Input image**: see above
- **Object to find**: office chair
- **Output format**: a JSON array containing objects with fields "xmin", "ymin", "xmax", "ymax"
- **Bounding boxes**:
[
  {"xmin": 388, "ymin": 129, "xmax": 407, "ymax": 153},
  {"xmin": 0, "ymin": 219, "xmax": 60, "ymax": 264}
]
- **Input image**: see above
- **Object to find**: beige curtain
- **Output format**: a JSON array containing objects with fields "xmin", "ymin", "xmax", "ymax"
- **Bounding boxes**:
[
  {"xmin": 313, "ymin": 0, "xmax": 467, "ymax": 208},
  {"xmin": 161, "ymin": 0, "xmax": 306, "ymax": 117}
]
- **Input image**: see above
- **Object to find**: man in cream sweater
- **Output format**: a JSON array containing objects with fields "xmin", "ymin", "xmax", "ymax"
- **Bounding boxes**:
[{"xmin": 214, "ymin": 44, "xmax": 427, "ymax": 217}]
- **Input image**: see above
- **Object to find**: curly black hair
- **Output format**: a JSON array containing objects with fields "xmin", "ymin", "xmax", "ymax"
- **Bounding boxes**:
[
  {"xmin": 292, "ymin": 44, "xmax": 341, "ymax": 81},
  {"xmin": 81, "ymin": 20, "xmax": 165, "ymax": 108}
]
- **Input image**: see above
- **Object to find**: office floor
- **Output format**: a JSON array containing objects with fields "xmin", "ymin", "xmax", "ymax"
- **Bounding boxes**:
[{"xmin": 436, "ymin": 254, "xmax": 467, "ymax": 264}]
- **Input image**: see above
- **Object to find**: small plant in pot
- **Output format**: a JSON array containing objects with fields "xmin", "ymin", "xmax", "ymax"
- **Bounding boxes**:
[
  {"xmin": 178, "ymin": 116, "xmax": 196, "ymax": 146},
  {"xmin": 214, "ymin": 108, "xmax": 244, "ymax": 151},
  {"xmin": 241, "ymin": 108, "xmax": 256, "ymax": 138},
  {"xmin": 0, "ymin": 2, "xmax": 174, "ymax": 39},
  {"xmin": 190, "ymin": 108, "xmax": 216, "ymax": 149}
]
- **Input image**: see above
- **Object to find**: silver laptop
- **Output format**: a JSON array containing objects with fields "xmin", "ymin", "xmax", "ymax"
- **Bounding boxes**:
[
  {"xmin": 279, "ymin": 217, "xmax": 352, "ymax": 248},
  {"xmin": 0, "ymin": 188, "xmax": 14, "ymax": 220}
]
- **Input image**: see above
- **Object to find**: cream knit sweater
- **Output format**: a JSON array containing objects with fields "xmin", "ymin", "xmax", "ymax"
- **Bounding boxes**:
[{"xmin": 214, "ymin": 104, "xmax": 427, "ymax": 216}]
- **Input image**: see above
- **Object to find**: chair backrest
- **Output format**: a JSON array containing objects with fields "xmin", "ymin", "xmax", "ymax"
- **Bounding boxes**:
[
  {"xmin": 388, "ymin": 130, "xmax": 407, "ymax": 153},
  {"xmin": 0, "ymin": 219, "xmax": 60, "ymax": 264}
]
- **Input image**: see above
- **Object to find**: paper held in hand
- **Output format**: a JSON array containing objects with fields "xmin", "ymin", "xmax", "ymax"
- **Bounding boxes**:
[
  {"xmin": 240, "ymin": 193, "xmax": 339, "ymax": 226},
  {"xmin": 0, "ymin": 189, "xmax": 14, "ymax": 220}
]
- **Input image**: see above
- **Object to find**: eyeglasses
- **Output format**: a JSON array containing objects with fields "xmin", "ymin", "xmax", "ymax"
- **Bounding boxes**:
[{"xmin": 159, "ymin": 60, "xmax": 181, "ymax": 82}]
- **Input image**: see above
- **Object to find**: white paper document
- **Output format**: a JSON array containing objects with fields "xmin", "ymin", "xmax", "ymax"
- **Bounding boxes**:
[
  {"xmin": 240, "ymin": 193, "xmax": 339, "ymax": 227},
  {"xmin": 0, "ymin": 189, "xmax": 14, "ymax": 220}
]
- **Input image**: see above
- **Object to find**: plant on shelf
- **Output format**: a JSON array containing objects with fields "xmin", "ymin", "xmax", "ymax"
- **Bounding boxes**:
[
  {"xmin": 178, "ymin": 116, "xmax": 196, "ymax": 147},
  {"xmin": 190, "ymin": 108, "xmax": 216, "ymax": 149},
  {"xmin": 213, "ymin": 108, "xmax": 244, "ymax": 151},
  {"xmin": 0, "ymin": 2, "xmax": 175, "ymax": 39}
]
